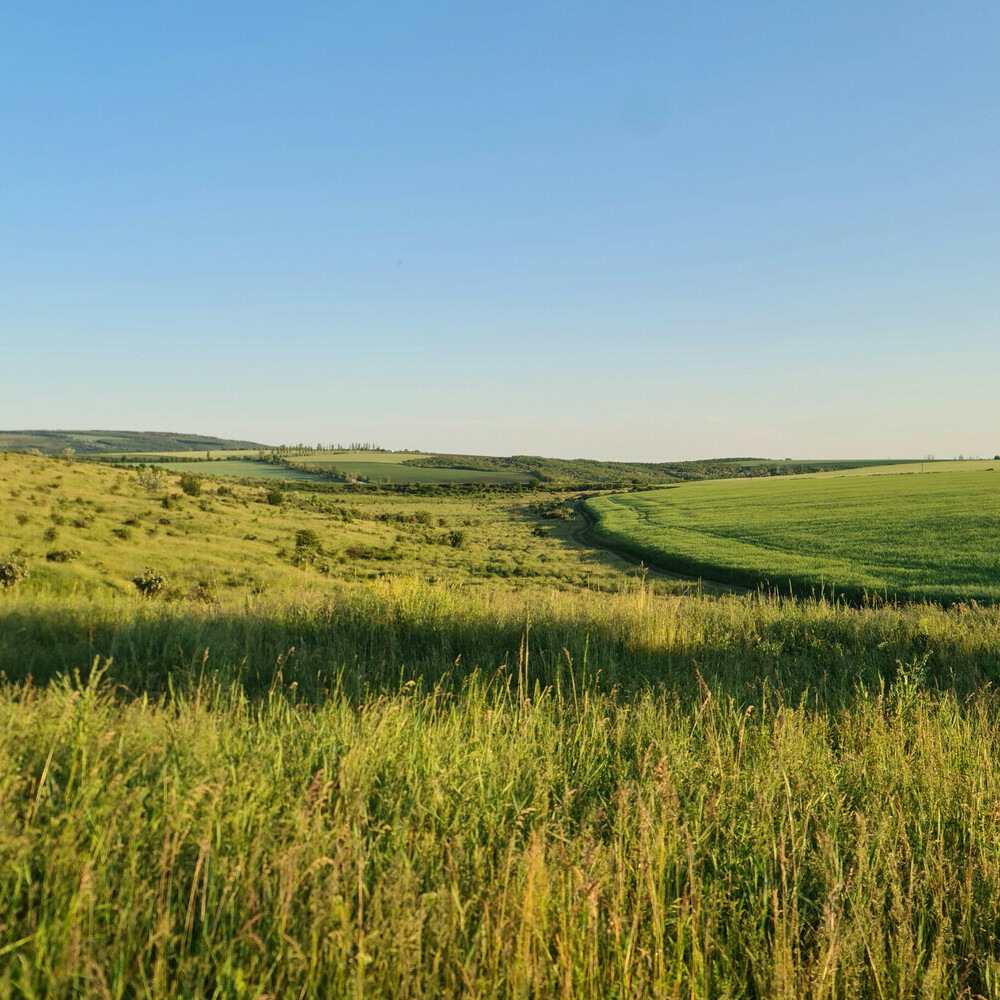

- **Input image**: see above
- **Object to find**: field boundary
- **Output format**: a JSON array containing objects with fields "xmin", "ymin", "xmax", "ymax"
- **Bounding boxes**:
[{"xmin": 573, "ymin": 496, "xmax": 746, "ymax": 595}]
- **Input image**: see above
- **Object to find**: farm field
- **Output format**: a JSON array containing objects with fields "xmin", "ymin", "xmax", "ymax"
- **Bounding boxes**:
[
  {"xmin": 813, "ymin": 458, "xmax": 999, "ymax": 477},
  {"xmin": 585, "ymin": 466, "xmax": 1000, "ymax": 603},
  {"xmin": 4, "ymin": 452, "xmax": 1000, "ymax": 996},
  {"xmin": 151, "ymin": 459, "xmax": 329, "ymax": 481},
  {"xmin": 110, "ymin": 450, "xmax": 536, "ymax": 485}
]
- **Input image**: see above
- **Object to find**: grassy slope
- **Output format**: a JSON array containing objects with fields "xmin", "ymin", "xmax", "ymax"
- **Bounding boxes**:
[
  {"xmin": 0, "ymin": 453, "xmax": 649, "ymax": 603},
  {"xmin": 107, "ymin": 451, "xmax": 536, "ymax": 484},
  {"xmin": 6, "ymin": 453, "xmax": 1000, "ymax": 995},
  {"xmin": 0, "ymin": 429, "xmax": 270, "ymax": 454},
  {"xmin": 584, "ymin": 466, "xmax": 1000, "ymax": 602}
]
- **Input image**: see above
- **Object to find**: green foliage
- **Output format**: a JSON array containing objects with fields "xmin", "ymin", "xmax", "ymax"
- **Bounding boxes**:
[
  {"xmin": 179, "ymin": 472, "xmax": 203, "ymax": 496},
  {"xmin": 131, "ymin": 567, "xmax": 168, "ymax": 596},
  {"xmin": 45, "ymin": 549, "xmax": 82, "ymax": 563},
  {"xmin": 448, "ymin": 528, "xmax": 466, "ymax": 548},
  {"xmin": 0, "ymin": 555, "xmax": 28, "ymax": 588},
  {"xmin": 407, "ymin": 453, "xmax": 905, "ymax": 488},
  {"xmin": 0, "ymin": 428, "xmax": 271, "ymax": 455},
  {"xmin": 266, "ymin": 485, "xmax": 284, "ymax": 505}
]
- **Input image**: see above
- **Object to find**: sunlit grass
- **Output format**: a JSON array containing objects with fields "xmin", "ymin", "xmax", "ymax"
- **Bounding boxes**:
[{"xmin": 586, "ymin": 468, "xmax": 1000, "ymax": 602}]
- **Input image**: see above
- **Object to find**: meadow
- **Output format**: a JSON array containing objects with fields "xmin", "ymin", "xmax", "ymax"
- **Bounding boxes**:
[
  {"xmin": 109, "ymin": 451, "xmax": 536, "ymax": 486},
  {"xmin": 584, "ymin": 466, "xmax": 1000, "ymax": 604},
  {"xmin": 3, "ymin": 451, "xmax": 1000, "ymax": 998}
]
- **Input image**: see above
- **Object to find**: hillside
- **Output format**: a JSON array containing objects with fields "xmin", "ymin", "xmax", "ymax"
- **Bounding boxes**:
[
  {"xmin": 5, "ymin": 451, "xmax": 1000, "ymax": 995},
  {"xmin": 405, "ymin": 453, "xmax": 912, "ymax": 487},
  {"xmin": 0, "ymin": 429, "xmax": 272, "ymax": 455}
]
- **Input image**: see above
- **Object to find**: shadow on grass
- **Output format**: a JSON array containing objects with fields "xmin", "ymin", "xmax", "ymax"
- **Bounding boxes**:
[{"xmin": 2, "ymin": 590, "xmax": 999, "ymax": 708}]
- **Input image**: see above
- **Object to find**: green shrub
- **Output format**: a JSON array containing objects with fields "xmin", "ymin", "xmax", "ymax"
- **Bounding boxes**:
[
  {"xmin": 0, "ymin": 556, "xmax": 28, "ymax": 588},
  {"xmin": 42, "ymin": 526, "xmax": 58, "ymax": 543},
  {"xmin": 45, "ymin": 549, "xmax": 82, "ymax": 563},
  {"xmin": 132, "ymin": 568, "xmax": 168, "ymax": 596},
  {"xmin": 179, "ymin": 473, "xmax": 202, "ymax": 497},
  {"xmin": 266, "ymin": 486, "xmax": 284, "ymax": 506}
]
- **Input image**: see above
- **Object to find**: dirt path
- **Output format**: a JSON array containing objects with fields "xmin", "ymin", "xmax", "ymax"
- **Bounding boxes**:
[{"xmin": 570, "ymin": 497, "xmax": 747, "ymax": 596}]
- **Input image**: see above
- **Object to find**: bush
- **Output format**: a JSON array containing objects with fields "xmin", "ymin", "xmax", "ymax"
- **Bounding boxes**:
[
  {"xmin": 291, "ymin": 528, "xmax": 323, "ymax": 566},
  {"xmin": 295, "ymin": 529, "xmax": 322, "ymax": 552},
  {"xmin": 136, "ymin": 466, "xmax": 166, "ymax": 490},
  {"xmin": 111, "ymin": 527, "xmax": 132, "ymax": 541},
  {"xmin": 179, "ymin": 473, "xmax": 202, "ymax": 497},
  {"xmin": 266, "ymin": 486, "xmax": 284, "ymax": 506},
  {"xmin": 42, "ymin": 526, "xmax": 58, "ymax": 543},
  {"xmin": 45, "ymin": 549, "xmax": 82, "ymax": 563},
  {"xmin": 0, "ymin": 556, "xmax": 28, "ymax": 589},
  {"xmin": 132, "ymin": 568, "xmax": 168, "ymax": 596},
  {"xmin": 448, "ymin": 529, "xmax": 466, "ymax": 548}
]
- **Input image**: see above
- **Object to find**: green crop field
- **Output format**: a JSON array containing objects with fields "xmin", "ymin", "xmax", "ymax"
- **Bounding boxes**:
[
  {"xmin": 585, "ymin": 466, "xmax": 1000, "ymax": 603},
  {"xmin": 149, "ymin": 459, "xmax": 329, "ymax": 481},
  {"xmin": 4, "ymin": 451, "xmax": 1000, "ymax": 996}
]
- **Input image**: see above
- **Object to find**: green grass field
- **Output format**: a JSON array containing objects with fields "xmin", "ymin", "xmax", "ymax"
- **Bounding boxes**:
[
  {"xmin": 110, "ymin": 450, "xmax": 536, "ymax": 485},
  {"xmin": 585, "ymin": 467, "xmax": 1000, "ymax": 603},
  {"xmin": 4, "ymin": 452, "xmax": 1000, "ymax": 996}
]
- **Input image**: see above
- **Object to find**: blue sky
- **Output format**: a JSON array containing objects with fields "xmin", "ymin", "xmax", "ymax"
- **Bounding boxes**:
[{"xmin": 2, "ymin": 1, "xmax": 997, "ymax": 459}]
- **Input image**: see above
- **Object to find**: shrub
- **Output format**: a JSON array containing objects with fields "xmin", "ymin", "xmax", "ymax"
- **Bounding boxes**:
[
  {"xmin": 136, "ymin": 466, "xmax": 166, "ymax": 490},
  {"xmin": 295, "ymin": 528, "xmax": 322, "ymax": 552},
  {"xmin": 266, "ymin": 486, "xmax": 284, "ymax": 506},
  {"xmin": 188, "ymin": 579, "xmax": 218, "ymax": 603},
  {"xmin": 45, "ymin": 549, "xmax": 82, "ymax": 563},
  {"xmin": 0, "ymin": 556, "xmax": 28, "ymax": 588},
  {"xmin": 132, "ymin": 568, "xmax": 168, "ymax": 596},
  {"xmin": 111, "ymin": 527, "xmax": 132, "ymax": 541},
  {"xmin": 42, "ymin": 526, "xmax": 58, "ymax": 543},
  {"xmin": 448, "ymin": 529, "xmax": 466, "ymax": 548},
  {"xmin": 179, "ymin": 473, "xmax": 202, "ymax": 497}
]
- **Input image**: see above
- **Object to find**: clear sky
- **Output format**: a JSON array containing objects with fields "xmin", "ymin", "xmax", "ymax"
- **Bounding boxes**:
[{"xmin": 2, "ymin": 1, "xmax": 997, "ymax": 460}]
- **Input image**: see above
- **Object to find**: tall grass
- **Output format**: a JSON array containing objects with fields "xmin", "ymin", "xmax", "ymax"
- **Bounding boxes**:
[
  {"xmin": 3, "ymin": 579, "xmax": 1000, "ymax": 703},
  {"xmin": 4, "ymin": 658, "xmax": 1000, "ymax": 997}
]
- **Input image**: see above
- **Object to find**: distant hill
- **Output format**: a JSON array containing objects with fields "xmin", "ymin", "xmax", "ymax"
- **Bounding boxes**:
[
  {"xmin": 404, "ymin": 454, "xmax": 909, "ymax": 487},
  {"xmin": 0, "ymin": 430, "xmax": 273, "ymax": 455}
]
